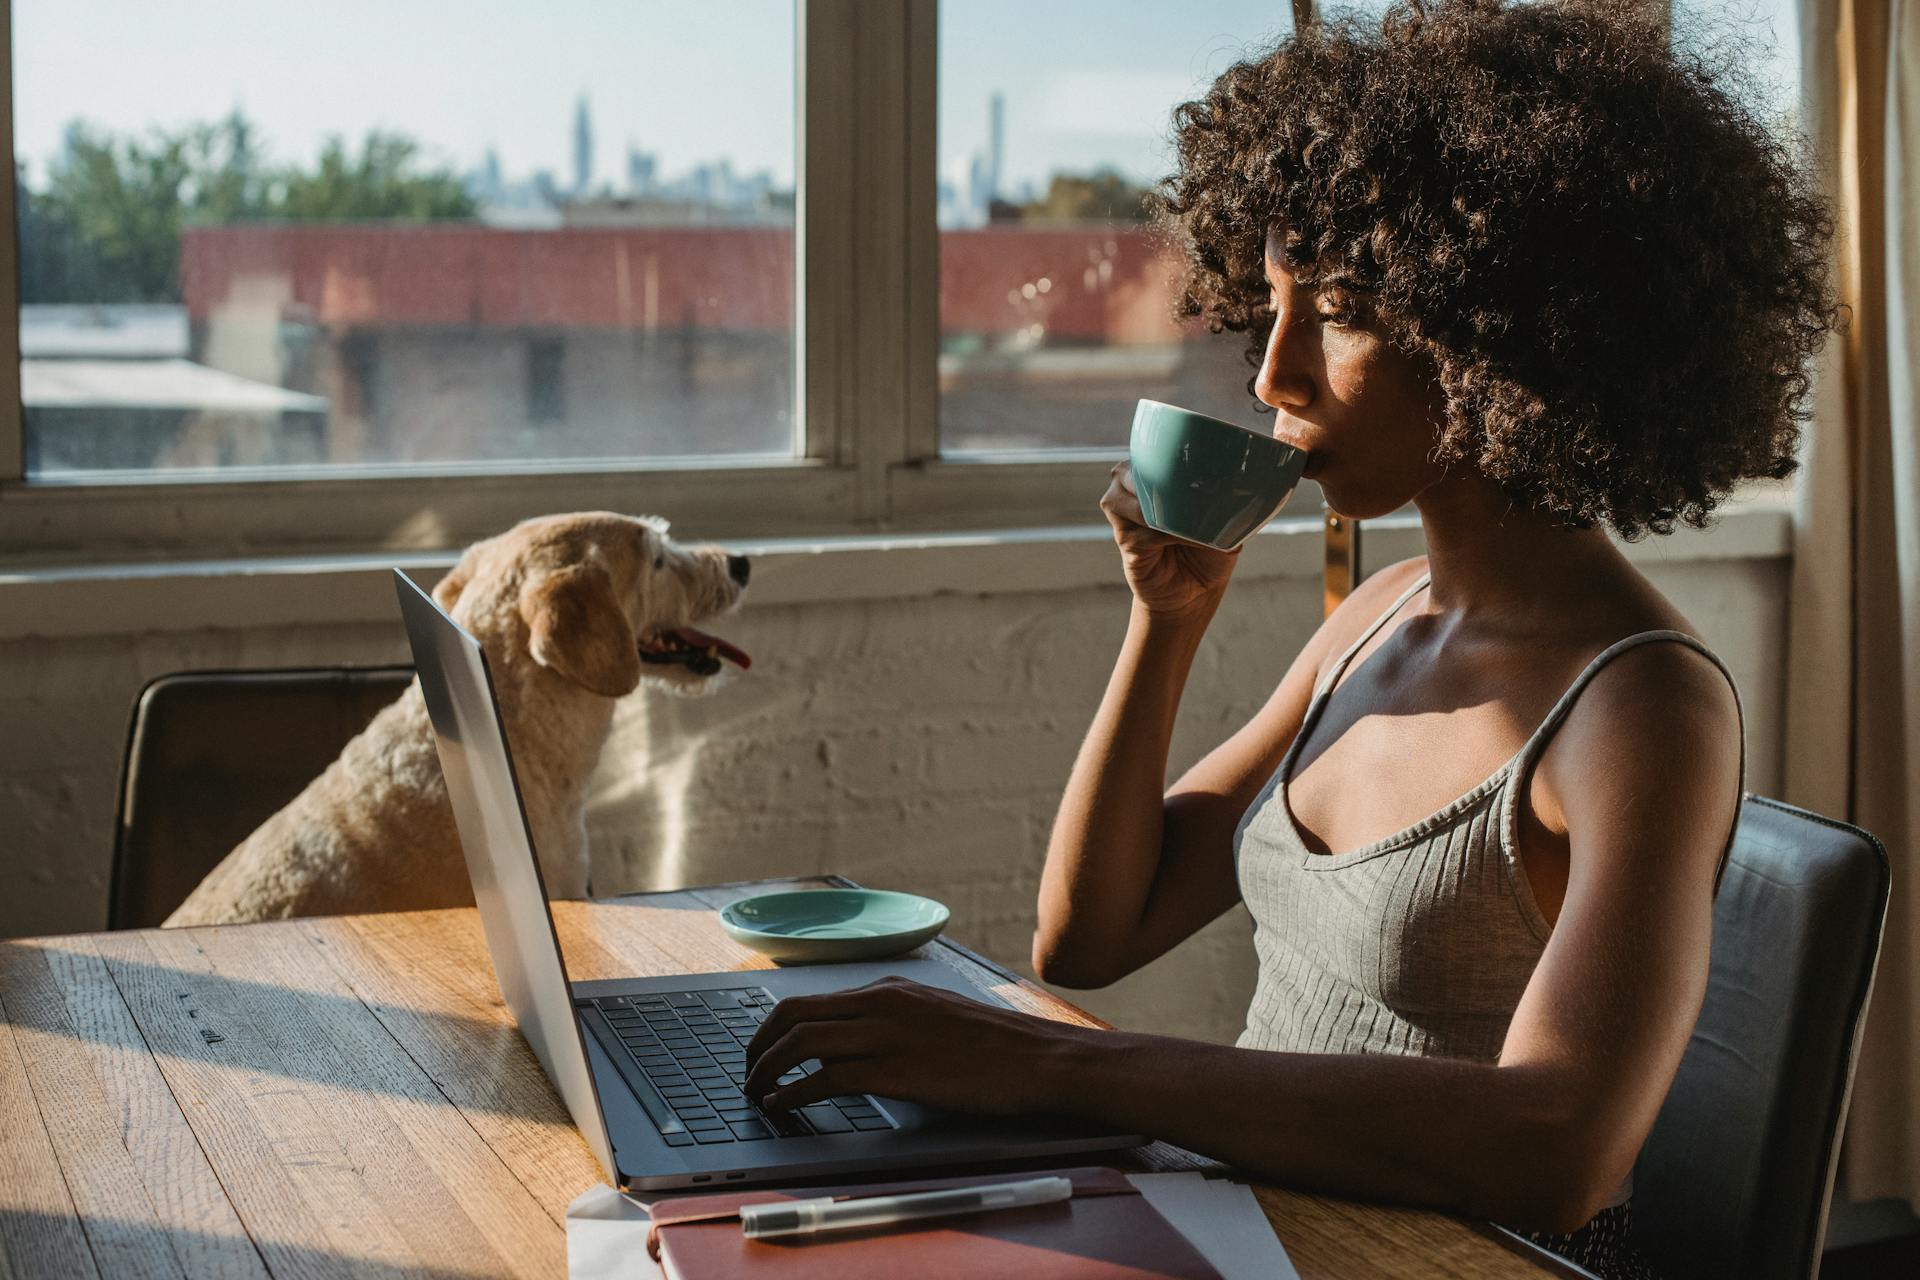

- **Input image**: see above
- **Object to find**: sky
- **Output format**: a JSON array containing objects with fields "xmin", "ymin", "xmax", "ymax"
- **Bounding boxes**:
[
  {"xmin": 936, "ymin": 1, "xmax": 1293, "ymax": 194},
  {"xmin": 13, "ymin": 0, "xmax": 798, "ymax": 188},
  {"xmin": 15, "ymin": 1, "xmax": 1800, "ymax": 197}
]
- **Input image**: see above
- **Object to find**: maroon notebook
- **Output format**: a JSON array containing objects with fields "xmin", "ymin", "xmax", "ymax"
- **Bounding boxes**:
[{"xmin": 643, "ymin": 1164, "xmax": 1222, "ymax": 1279}]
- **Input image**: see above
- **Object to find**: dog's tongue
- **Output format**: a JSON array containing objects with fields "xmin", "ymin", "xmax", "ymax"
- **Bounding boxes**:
[{"xmin": 672, "ymin": 626, "xmax": 751, "ymax": 670}]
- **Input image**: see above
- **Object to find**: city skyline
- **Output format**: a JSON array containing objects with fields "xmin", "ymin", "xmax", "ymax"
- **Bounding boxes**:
[
  {"xmin": 15, "ymin": 1, "xmax": 1797, "ymax": 211},
  {"xmin": 14, "ymin": 2, "xmax": 1301, "ymax": 203},
  {"xmin": 22, "ymin": 77, "xmax": 1145, "ymax": 230},
  {"xmin": 460, "ymin": 95, "xmax": 791, "ymax": 226}
]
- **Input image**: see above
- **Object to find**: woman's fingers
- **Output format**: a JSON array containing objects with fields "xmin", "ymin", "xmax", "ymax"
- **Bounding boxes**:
[
  {"xmin": 743, "ymin": 989, "xmax": 867, "ymax": 1069},
  {"xmin": 1101, "ymin": 464, "xmax": 1152, "ymax": 534},
  {"xmin": 742, "ymin": 978, "xmax": 914, "ymax": 1098},
  {"xmin": 757, "ymin": 1062, "xmax": 860, "ymax": 1112},
  {"xmin": 742, "ymin": 1019, "xmax": 877, "ymax": 1101},
  {"xmin": 730, "ymin": 977, "xmax": 1076, "ymax": 1118},
  {"xmin": 1101, "ymin": 491, "xmax": 1142, "ymax": 534}
]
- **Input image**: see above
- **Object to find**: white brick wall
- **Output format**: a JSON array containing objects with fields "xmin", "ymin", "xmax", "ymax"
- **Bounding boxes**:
[{"xmin": 0, "ymin": 518, "xmax": 1789, "ymax": 1045}]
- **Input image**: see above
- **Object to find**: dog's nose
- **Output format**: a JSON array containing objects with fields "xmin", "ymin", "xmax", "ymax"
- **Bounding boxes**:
[{"xmin": 727, "ymin": 554, "xmax": 751, "ymax": 586}]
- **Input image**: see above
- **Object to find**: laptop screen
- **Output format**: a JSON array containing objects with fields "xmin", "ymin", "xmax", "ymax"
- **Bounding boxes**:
[{"xmin": 393, "ymin": 569, "xmax": 618, "ymax": 1181}]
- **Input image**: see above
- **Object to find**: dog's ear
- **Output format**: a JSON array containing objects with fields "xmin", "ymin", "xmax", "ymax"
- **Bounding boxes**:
[
  {"xmin": 433, "ymin": 546, "xmax": 480, "ymax": 611},
  {"xmin": 518, "ymin": 563, "xmax": 641, "ymax": 697}
]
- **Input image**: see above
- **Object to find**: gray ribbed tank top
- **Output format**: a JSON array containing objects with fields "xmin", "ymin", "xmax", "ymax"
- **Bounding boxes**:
[{"xmin": 1234, "ymin": 571, "xmax": 1745, "ymax": 1066}]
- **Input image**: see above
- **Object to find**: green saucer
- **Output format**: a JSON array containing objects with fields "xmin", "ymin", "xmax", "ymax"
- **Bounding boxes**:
[{"xmin": 718, "ymin": 889, "xmax": 951, "ymax": 965}]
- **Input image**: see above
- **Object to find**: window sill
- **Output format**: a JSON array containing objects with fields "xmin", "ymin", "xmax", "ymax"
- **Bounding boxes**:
[{"xmin": 0, "ymin": 498, "xmax": 1790, "ymax": 642}]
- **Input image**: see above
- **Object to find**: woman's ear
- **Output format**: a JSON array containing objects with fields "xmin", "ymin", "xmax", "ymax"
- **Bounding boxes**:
[{"xmin": 517, "ymin": 563, "xmax": 641, "ymax": 697}]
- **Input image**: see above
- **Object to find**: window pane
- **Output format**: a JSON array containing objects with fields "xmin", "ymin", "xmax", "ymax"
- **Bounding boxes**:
[
  {"xmin": 14, "ymin": 2, "xmax": 795, "ymax": 479},
  {"xmin": 1330, "ymin": 2, "xmax": 1802, "ymax": 130},
  {"xmin": 1672, "ymin": 0, "xmax": 1802, "ymax": 130},
  {"xmin": 937, "ymin": 1, "xmax": 1291, "ymax": 454}
]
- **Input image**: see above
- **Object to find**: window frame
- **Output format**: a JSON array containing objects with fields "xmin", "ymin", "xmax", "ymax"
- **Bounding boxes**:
[
  {"xmin": 0, "ymin": 3, "xmax": 21, "ymax": 497},
  {"xmin": 0, "ymin": 0, "xmax": 1686, "ymax": 562}
]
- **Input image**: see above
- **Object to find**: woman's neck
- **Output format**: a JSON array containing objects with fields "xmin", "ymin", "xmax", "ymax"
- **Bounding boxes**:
[{"xmin": 1410, "ymin": 473, "xmax": 1627, "ymax": 624}]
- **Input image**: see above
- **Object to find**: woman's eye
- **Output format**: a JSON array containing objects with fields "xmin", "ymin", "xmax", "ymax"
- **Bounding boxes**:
[{"xmin": 1318, "ymin": 299, "xmax": 1368, "ymax": 329}]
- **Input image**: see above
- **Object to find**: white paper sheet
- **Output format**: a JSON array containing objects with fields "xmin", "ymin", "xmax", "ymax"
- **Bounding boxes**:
[
  {"xmin": 1125, "ymin": 1172, "xmax": 1300, "ymax": 1280},
  {"xmin": 567, "ymin": 1183, "xmax": 666, "ymax": 1280}
]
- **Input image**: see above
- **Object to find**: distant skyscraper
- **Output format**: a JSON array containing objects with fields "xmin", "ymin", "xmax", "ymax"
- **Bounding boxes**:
[
  {"xmin": 968, "ymin": 153, "xmax": 992, "ymax": 220},
  {"xmin": 627, "ymin": 145, "xmax": 656, "ymax": 195},
  {"xmin": 464, "ymin": 146, "xmax": 505, "ymax": 206},
  {"xmin": 573, "ymin": 95, "xmax": 593, "ymax": 195},
  {"xmin": 985, "ymin": 91, "xmax": 1004, "ymax": 205}
]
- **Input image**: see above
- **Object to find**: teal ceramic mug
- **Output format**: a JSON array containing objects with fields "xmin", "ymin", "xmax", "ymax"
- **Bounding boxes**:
[{"xmin": 1127, "ymin": 399, "xmax": 1307, "ymax": 550}]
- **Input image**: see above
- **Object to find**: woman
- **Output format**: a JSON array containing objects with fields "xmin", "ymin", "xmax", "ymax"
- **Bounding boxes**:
[{"xmin": 743, "ymin": 2, "xmax": 1835, "ymax": 1274}]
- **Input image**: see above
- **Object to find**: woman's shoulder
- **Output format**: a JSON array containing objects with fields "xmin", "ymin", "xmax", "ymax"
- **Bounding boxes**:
[
  {"xmin": 1535, "ymin": 581, "xmax": 1741, "ymax": 787},
  {"xmin": 1329, "ymin": 556, "xmax": 1431, "ymax": 633},
  {"xmin": 1531, "ymin": 631, "xmax": 1745, "ymax": 871},
  {"xmin": 1529, "ymin": 557, "xmax": 1735, "ymax": 724},
  {"xmin": 1298, "ymin": 556, "xmax": 1432, "ymax": 686},
  {"xmin": 1523, "ymin": 573, "xmax": 1743, "ymax": 854},
  {"xmin": 1571, "ymin": 626, "xmax": 1741, "ymax": 739},
  {"xmin": 1565, "ymin": 566, "xmax": 1725, "ymax": 693}
]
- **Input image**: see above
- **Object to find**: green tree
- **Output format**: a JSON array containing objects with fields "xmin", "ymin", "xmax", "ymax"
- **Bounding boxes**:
[
  {"xmin": 17, "ymin": 167, "xmax": 77, "ymax": 304},
  {"xmin": 184, "ymin": 110, "xmax": 273, "ymax": 223},
  {"xmin": 29, "ymin": 121, "xmax": 199, "ymax": 301},
  {"xmin": 1014, "ymin": 169, "xmax": 1154, "ymax": 225},
  {"xmin": 18, "ymin": 112, "xmax": 476, "ymax": 304},
  {"xmin": 274, "ymin": 132, "xmax": 476, "ymax": 221}
]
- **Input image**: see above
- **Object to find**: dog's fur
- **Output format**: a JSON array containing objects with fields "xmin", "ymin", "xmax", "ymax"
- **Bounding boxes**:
[{"xmin": 164, "ymin": 512, "xmax": 748, "ymax": 926}]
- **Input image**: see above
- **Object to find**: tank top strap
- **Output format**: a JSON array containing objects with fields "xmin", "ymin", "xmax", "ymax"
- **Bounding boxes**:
[
  {"xmin": 1508, "ymin": 630, "xmax": 1747, "ymax": 885},
  {"xmin": 1313, "ymin": 570, "xmax": 1433, "ymax": 699}
]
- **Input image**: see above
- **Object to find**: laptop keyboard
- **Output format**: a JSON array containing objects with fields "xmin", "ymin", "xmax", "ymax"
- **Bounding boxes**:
[{"xmin": 577, "ymin": 987, "xmax": 897, "ymax": 1146}]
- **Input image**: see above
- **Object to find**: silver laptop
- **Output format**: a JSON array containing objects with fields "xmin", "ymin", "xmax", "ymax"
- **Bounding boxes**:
[{"xmin": 394, "ymin": 569, "xmax": 1143, "ymax": 1191}]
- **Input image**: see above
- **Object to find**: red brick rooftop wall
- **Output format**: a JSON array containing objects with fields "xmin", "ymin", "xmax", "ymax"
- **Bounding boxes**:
[{"xmin": 179, "ymin": 224, "xmax": 1195, "ymax": 341}]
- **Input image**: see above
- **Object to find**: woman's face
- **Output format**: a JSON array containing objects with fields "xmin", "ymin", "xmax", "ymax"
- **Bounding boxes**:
[{"xmin": 1254, "ymin": 232, "xmax": 1450, "ymax": 519}]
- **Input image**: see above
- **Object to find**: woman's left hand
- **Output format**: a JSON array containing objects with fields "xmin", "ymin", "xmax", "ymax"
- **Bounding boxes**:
[{"xmin": 742, "ymin": 975, "xmax": 1085, "ymax": 1116}]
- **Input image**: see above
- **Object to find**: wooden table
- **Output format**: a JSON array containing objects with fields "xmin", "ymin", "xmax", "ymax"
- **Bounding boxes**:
[{"xmin": 0, "ymin": 875, "xmax": 1569, "ymax": 1278}]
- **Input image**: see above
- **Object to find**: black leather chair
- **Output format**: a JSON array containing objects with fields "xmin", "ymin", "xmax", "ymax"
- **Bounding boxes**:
[
  {"xmin": 109, "ymin": 666, "xmax": 415, "ymax": 929},
  {"xmin": 1628, "ymin": 795, "xmax": 1891, "ymax": 1279}
]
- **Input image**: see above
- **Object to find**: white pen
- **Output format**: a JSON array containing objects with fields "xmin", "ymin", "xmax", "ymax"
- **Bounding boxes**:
[{"xmin": 739, "ymin": 1174, "xmax": 1074, "ymax": 1240}]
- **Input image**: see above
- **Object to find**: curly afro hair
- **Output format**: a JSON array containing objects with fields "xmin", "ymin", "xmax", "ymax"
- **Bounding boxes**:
[{"xmin": 1159, "ymin": 0, "xmax": 1838, "ymax": 538}]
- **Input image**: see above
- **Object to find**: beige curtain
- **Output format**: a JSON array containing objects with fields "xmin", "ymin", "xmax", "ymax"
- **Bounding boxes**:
[{"xmin": 1788, "ymin": 0, "xmax": 1920, "ymax": 1211}]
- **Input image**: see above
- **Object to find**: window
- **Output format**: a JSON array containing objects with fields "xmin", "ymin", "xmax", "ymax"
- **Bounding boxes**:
[
  {"xmin": 9, "ymin": 0, "xmax": 795, "ymax": 483},
  {"xmin": 0, "ymin": 1, "xmax": 1789, "ymax": 560},
  {"xmin": 936, "ymin": 3, "xmax": 1292, "ymax": 455},
  {"xmin": 527, "ymin": 339, "xmax": 565, "ymax": 426},
  {"xmin": 1671, "ymin": 0, "xmax": 1802, "ymax": 128}
]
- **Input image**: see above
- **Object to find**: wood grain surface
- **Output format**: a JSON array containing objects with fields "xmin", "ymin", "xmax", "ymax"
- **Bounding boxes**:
[{"xmin": 0, "ymin": 875, "xmax": 1566, "ymax": 1278}]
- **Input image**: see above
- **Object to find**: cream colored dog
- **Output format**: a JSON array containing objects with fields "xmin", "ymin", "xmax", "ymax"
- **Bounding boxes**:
[{"xmin": 164, "ymin": 512, "xmax": 751, "ymax": 926}]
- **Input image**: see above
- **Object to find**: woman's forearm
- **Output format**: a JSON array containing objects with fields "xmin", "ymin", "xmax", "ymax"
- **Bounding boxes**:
[
  {"xmin": 1043, "ymin": 1026, "xmax": 1617, "ymax": 1235},
  {"xmin": 1033, "ymin": 601, "xmax": 1214, "ymax": 986}
]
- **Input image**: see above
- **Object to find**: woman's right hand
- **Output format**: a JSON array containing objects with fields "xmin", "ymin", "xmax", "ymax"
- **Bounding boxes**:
[{"xmin": 1100, "ymin": 460, "xmax": 1240, "ymax": 622}]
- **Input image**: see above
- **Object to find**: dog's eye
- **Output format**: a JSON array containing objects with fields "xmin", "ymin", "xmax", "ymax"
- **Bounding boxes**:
[{"xmin": 653, "ymin": 555, "xmax": 664, "ymax": 570}]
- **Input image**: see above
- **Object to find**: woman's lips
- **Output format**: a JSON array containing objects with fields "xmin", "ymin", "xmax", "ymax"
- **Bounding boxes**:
[{"xmin": 1272, "ymin": 431, "xmax": 1321, "ymax": 477}]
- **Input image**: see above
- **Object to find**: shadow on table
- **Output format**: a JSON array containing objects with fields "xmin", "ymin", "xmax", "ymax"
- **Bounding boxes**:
[
  {"xmin": 1, "ymin": 940, "xmax": 566, "ymax": 1121},
  {"xmin": 0, "ymin": 1206, "xmax": 521, "ymax": 1280}
]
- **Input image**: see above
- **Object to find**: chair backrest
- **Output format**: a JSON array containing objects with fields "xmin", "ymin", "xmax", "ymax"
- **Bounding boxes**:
[
  {"xmin": 110, "ymin": 666, "xmax": 415, "ymax": 929},
  {"xmin": 1630, "ymin": 795, "xmax": 1890, "ymax": 1280}
]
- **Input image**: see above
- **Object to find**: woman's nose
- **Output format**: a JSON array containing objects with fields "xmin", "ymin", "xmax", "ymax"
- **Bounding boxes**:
[{"xmin": 1254, "ymin": 310, "xmax": 1314, "ymax": 411}]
